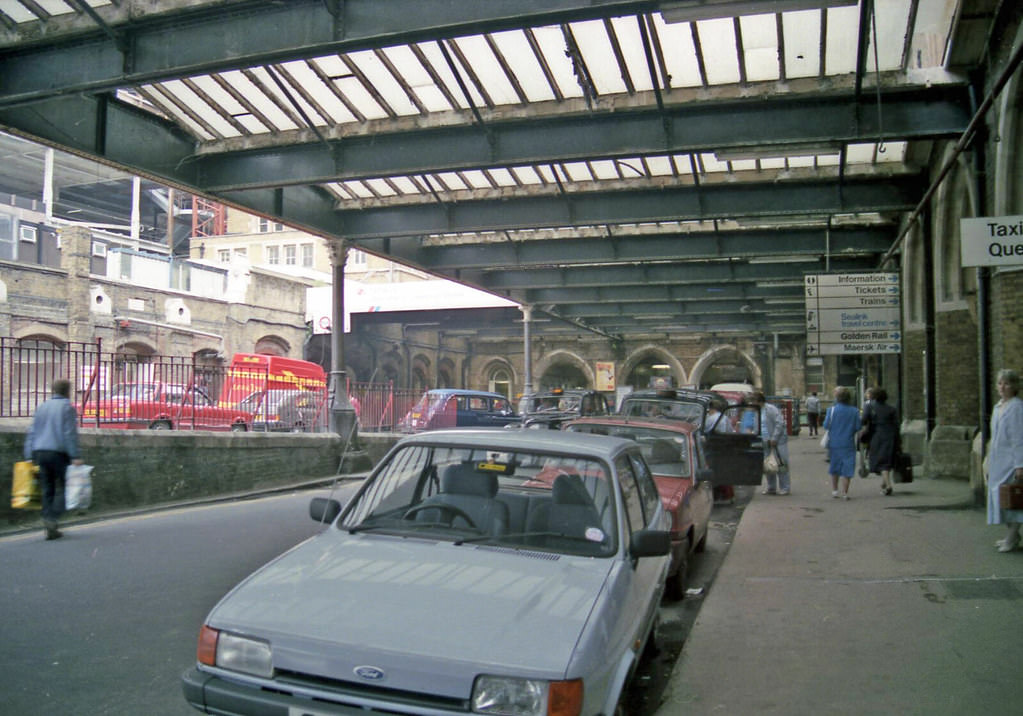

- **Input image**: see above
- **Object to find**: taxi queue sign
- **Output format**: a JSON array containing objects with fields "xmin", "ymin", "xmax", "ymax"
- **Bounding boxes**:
[{"xmin": 804, "ymin": 273, "xmax": 902, "ymax": 356}]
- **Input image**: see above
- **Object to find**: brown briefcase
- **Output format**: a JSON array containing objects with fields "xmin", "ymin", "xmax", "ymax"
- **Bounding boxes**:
[{"xmin": 999, "ymin": 482, "xmax": 1023, "ymax": 510}]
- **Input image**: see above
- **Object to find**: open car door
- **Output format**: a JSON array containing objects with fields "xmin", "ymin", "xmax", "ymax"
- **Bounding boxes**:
[{"xmin": 702, "ymin": 405, "xmax": 764, "ymax": 486}]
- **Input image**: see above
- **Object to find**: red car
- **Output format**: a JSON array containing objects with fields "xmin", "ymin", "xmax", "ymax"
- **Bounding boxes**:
[
  {"xmin": 81, "ymin": 382, "xmax": 252, "ymax": 431},
  {"xmin": 565, "ymin": 415, "xmax": 715, "ymax": 600}
]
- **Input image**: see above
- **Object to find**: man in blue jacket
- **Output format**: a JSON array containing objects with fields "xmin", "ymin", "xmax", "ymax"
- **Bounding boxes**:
[{"xmin": 24, "ymin": 379, "xmax": 83, "ymax": 540}]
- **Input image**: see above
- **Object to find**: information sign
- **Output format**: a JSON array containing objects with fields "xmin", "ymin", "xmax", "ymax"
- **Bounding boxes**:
[{"xmin": 805, "ymin": 273, "xmax": 901, "ymax": 355}]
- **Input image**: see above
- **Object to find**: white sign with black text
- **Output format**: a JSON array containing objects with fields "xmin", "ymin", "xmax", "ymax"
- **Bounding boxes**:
[
  {"xmin": 960, "ymin": 216, "xmax": 1023, "ymax": 267},
  {"xmin": 805, "ymin": 273, "xmax": 902, "ymax": 356}
]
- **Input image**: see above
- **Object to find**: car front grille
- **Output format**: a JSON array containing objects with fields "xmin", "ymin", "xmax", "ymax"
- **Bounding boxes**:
[{"xmin": 272, "ymin": 669, "xmax": 470, "ymax": 714}]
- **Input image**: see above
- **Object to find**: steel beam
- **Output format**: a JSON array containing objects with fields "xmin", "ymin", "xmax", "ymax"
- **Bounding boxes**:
[
  {"xmin": 193, "ymin": 87, "xmax": 970, "ymax": 190},
  {"xmin": 0, "ymin": 0, "xmax": 655, "ymax": 108}
]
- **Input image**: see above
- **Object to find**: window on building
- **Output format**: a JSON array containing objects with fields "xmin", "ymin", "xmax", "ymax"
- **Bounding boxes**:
[
  {"xmin": 350, "ymin": 248, "xmax": 367, "ymax": 265},
  {"xmin": 301, "ymin": 243, "xmax": 314, "ymax": 267},
  {"xmin": 234, "ymin": 248, "xmax": 247, "ymax": 257},
  {"xmin": 257, "ymin": 218, "xmax": 284, "ymax": 233},
  {"xmin": 284, "ymin": 244, "xmax": 297, "ymax": 265},
  {"xmin": 19, "ymin": 225, "xmax": 37, "ymax": 243},
  {"xmin": 265, "ymin": 245, "xmax": 280, "ymax": 265},
  {"xmin": 217, "ymin": 249, "xmax": 230, "ymax": 263}
]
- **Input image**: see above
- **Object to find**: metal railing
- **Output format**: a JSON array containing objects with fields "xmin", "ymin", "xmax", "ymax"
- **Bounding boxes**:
[{"xmin": 1, "ymin": 338, "xmax": 421, "ymax": 433}]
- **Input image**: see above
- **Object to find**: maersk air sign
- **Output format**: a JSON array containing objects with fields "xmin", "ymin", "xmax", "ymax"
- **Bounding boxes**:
[{"xmin": 960, "ymin": 216, "xmax": 1023, "ymax": 267}]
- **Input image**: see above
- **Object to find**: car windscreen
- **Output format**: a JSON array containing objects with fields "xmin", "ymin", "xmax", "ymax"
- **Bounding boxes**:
[
  {"xmin": 568, "ymin": 424, "xmax": 691, "ymax": 477},
  {"xmin": 621, "ymin": 399, "xmax": 704, "ymax": 426},
  {"xmin": 341, "ymin": 444, "xmax": 617, "ymax": 557}
]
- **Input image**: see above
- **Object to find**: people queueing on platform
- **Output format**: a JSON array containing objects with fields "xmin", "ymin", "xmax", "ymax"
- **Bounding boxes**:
[
  {"xmin": 749, "ymin": 392, "xmax": 790, "ymax": 496},
  {"xmin": 986, "ymin": 369, "xmax": 1023, "ymax": 552},
  {"xmin": 805, "ymin": 391, "xmax": 821, "ymax": 437},
  {"xmin": 861, "ymin": 387, "xmax": 901, "ymax": 496},
  {"xmin": 824, "ymin": 386, "xmax": 860, "ymax": 500}
]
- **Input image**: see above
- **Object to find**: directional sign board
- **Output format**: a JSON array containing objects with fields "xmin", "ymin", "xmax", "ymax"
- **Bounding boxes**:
[{"xmin": 805, "ymin": 273, "xmax": 902, "ymax": 355}]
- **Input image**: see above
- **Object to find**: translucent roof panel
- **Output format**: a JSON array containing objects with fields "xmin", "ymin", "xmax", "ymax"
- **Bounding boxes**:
[
  {"xmin": 781, "ymin": 10, "xmax": 822, "ymax": 79},
  {"xmin": 740, "ymin": 14, "xmax": 781, "ymax": 83}
]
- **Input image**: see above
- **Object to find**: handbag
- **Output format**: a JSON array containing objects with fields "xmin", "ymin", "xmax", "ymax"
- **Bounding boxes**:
[
  {"xmin": 894, "ymin": 452, "xmax": 913, "ymax": 484},
  {"xmin": 819, "ymin": 431, "xmax": 829, "ymax": 448},
  {"xmin": 998, "ymin": 481, "xmax": 1023, "ymax": 509},
  {"xmin": 11, "ymin": 460, "xmax": 41, "ymax": 510},
  {"xmin": 65, "ymin": 464, "xmax": 94, "ymax": 511},
  {"xmin": 763, "ymin": 448, "xmax": 783, "ymax": 475}
]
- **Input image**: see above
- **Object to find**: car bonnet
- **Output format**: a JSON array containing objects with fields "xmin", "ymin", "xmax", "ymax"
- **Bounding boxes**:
[{"xmin": 205, "ymin": 529, "xmax": 614, "ymax": 696}]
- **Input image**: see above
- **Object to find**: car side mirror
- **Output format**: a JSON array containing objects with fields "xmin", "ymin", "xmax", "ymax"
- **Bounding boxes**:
[
  {"xmin": 696, "ymin": 467, "xmax": 715, "ymax": 485},
  {"xmin": 309, "ymin": 497, "xmax": 342, "ymax": 524},
  {"xmin": 629, "ymin": 529, "xmax": 671, "ymax": 559}
]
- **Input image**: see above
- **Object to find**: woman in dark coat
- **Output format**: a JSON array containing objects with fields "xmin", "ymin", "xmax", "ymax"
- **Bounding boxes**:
[{"xmin": 863, "ymin": 387, "xmax": 899, "ymax": 495}]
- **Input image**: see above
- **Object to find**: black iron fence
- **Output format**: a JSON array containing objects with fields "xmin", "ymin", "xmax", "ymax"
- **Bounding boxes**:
[{"xmin": 2, "ymin": 338, "xmax": 423, "ymax": 433}]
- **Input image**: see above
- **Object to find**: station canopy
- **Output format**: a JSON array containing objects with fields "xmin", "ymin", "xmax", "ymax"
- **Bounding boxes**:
[{"xmin": 0, "ymin": 0, "xmax": 995, "ymax": 340}]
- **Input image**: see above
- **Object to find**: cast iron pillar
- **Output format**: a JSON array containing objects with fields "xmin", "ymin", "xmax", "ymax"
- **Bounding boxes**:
[{"xmin": 329, "ymin": 240, "xmax": 357, "ymax": 443}]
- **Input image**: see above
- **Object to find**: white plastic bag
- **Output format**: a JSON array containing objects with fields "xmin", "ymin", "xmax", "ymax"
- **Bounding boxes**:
[
  {"xmin": 65, "ymin": 464, "xmax": 93, "ymax": 511},
  {"xmin": 820, "ymin": 431, "xmax": 829, "ymax": 448}
]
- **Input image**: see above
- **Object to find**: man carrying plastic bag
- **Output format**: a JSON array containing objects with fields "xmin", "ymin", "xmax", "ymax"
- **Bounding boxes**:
[{"xmin": 23, "ymin": 379, "xmax": 84, "ymax": 541}]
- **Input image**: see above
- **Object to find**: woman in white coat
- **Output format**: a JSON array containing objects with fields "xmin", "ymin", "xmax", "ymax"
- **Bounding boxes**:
[{"xmin": 987, "ymin": 369, "xmax": 1023, "ymax": 552}]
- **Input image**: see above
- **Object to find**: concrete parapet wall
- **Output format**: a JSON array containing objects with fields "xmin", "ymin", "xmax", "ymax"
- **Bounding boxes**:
[
  {"xmin": 2, "ymin": 426, "xmax": 399, "ymax": 531},
  {"xmin": 900, "ymin": 420, "xmax": 928, "ymax": 469},
  {"xmin": 924, "ymin": 425, "xmax": 977, "ymax": 481}
]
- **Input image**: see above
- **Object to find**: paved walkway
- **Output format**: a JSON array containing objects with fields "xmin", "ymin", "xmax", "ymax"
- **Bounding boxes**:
[{"xmin": 661, "ymin": 434, "xmax": 1021, "ymax": 715}]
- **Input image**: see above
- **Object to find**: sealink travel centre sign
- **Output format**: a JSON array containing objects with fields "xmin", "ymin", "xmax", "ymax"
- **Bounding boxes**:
[
  {"xmin": 804, "ymin": 273, "xmax": 901, "ymax": 356},
  {"xmin": 960, "ymin": 216, "xmax": 1023, "ymax": 267}
]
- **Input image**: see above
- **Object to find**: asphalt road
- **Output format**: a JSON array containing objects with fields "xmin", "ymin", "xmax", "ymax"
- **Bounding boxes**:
[{"xmin": 0, "ymin": 481, "xmax": 750, "ymax": 716}]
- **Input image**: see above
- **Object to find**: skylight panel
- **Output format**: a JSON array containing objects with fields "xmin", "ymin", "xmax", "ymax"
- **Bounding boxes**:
[
  {"xmin": 462, "ymin": 170, "xmax": 493, "ymax": 189},
  {"xmin": 570, "ymin": 20, "xmax": 628, "ymax": 95},
  {"xmin": 512, "ymin": 166, "xmax": 544, "ymax": 185},
  {"xmin": 787, "ymin": 156, "xmax": 816, "ymax": 168},
  {"xmin": 347, "ymin": 50, "xmax": 421, "ymax": 117},
  {"xmin": 871, "ymin": 0, "xmax": 913, "ymax": 70},
  {"xmin": 139, "ymin": 85, "xmax": 216, "ymax": 141},
  {"xmin": 2, "ymin": 4, "xmax": 37, "ymax": 22},
  {"xmin": 609, "ymin": 16, "xmax": 654, "ymax": 91},
  {"xmin": 695, "ymin": 18, "xmax": 741, "ymax": 85},
  {"xmin": 449, "ymin": 35, "xmax": 520, "ymax": 106},
  {"xmin": 215, "ymin": 71, "xmax": 292, "ymax": 131},
  {"xmin": 759, "ymin": 158, "xmax": 786, "ymax": 170},
  {"xmin": 652, "ymin": 15, "xmax": 703, "ymax": 88},
  {"xmin": 781, "ymin": 10, "xmax": 821, "ymax": 79},
  {"xmin": 699, "ymin": 152, "xmax": 729, "ymax": 173},
  {"xmin": 33, "ymin": 0, "xmax": 78, "ymax": 15},
  {"xmin": 388, "ymin": 176, "xmax": 421, "ymax": 194},
  {"xmin": 161, "ymin": 79, "xmax": 242, "ymax": 138},
  {"xmin": 739, "ymin": 14, "xmax": 780, "ymax": 83},
  {"xmin": 415, "ymin": 41, "xmax": 480, "ymax": 109},
  {"xmin": 341, "ymin": 180, "xmax": 375, "ymax": 199},
  {"xmin": 562, "ymin": 161, "xmax": 595, "ymax": 182},
  {"xmin": 526, "ymin": 27, "xmax": 581, "ymax": 100},
  {"xmin": 487, "ymin": 168, "xmax": 518, "ymax": 187},
  {"xmin": 845, "ymin": 143, "xmax": 876, "ymax": 163},
  {"xmin": 435, "ymin": 172, "xmax": 468, "ymax": 191},
  {"xmin": 824, "ymin": 5, "xmax": 859, "ymax": 75},
  {"xmin": 189, "ymin": 75, "xmax": 248, "ymax": 119},
  {"xmin": 490, "ymin": 30, "xmax": 558, "ymax": 102},
  {"xmin": 331, "ymin": 75, "xmax": 391, "ymax": 121},
  {"xmin": 728, "ymin": 159, "xmax": 759, "ymax": 172},
  {"xmin": 279, "ymin": 60, "xmax": 358, "ymax": 124},
  {"xmin": 591, "ymin": 160, "xmax": 621, "ymax": 180},
  {"xmin": 364, "ymin": 178, "xmax": 397, "ymax": 197},
  {"xmin": 646, "ymin": 156, "xmax": 674, "ymax": 176}
]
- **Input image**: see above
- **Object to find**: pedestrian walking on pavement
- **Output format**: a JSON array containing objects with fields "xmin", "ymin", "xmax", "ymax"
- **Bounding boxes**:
[
  {"xmin": 805, "ymin": 391, "xmax": 821, "ymax": 437},
  {"xmin": 863, "ymin": 387, "xmax": 900, "ymax": 496},
  {"xmin": 23, "ymin": 378, "xmax": 83, "ymax": 541},
  {"xmin": 986, "ymin": 369, "xmax": 1023, "ymax": 552},
  {"xmin": 824, "ymin": 386, "xmax": 859, "ymax": 499},
  {"xmin": 750, "ymin": 392, "xmax": 790, "ymax": 495}
]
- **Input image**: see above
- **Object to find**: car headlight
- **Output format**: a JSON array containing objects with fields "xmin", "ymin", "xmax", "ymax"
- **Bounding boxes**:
[
  {"xmin": 196, "ymin": 625, "xmax": 273, "ymax": 679},
  {"xmin": 472, "ymin": 675, "xmax": 582, "ymax": 716}
]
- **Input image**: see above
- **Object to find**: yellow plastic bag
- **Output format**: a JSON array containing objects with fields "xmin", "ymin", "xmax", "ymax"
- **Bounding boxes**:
[{"xmin": 11, "ymin": 460, "xmax": 41, "ymax": 510}]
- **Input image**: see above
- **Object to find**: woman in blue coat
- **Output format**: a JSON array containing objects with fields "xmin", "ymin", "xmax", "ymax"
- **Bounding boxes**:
[{"xmin": 823, "ymin": 386, "xmax": 861, "ymax": 499}]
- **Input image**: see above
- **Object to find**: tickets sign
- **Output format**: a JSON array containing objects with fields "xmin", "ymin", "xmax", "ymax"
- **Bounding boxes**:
[{"xmin": 805, "ymin": 273, "xmax": 902, "ymax": 355}]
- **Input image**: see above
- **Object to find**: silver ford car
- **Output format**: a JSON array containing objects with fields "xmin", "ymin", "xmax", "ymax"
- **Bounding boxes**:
[{"xmin": 182, "ymin": 429, "xmax": 671, "ymax": 716}]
